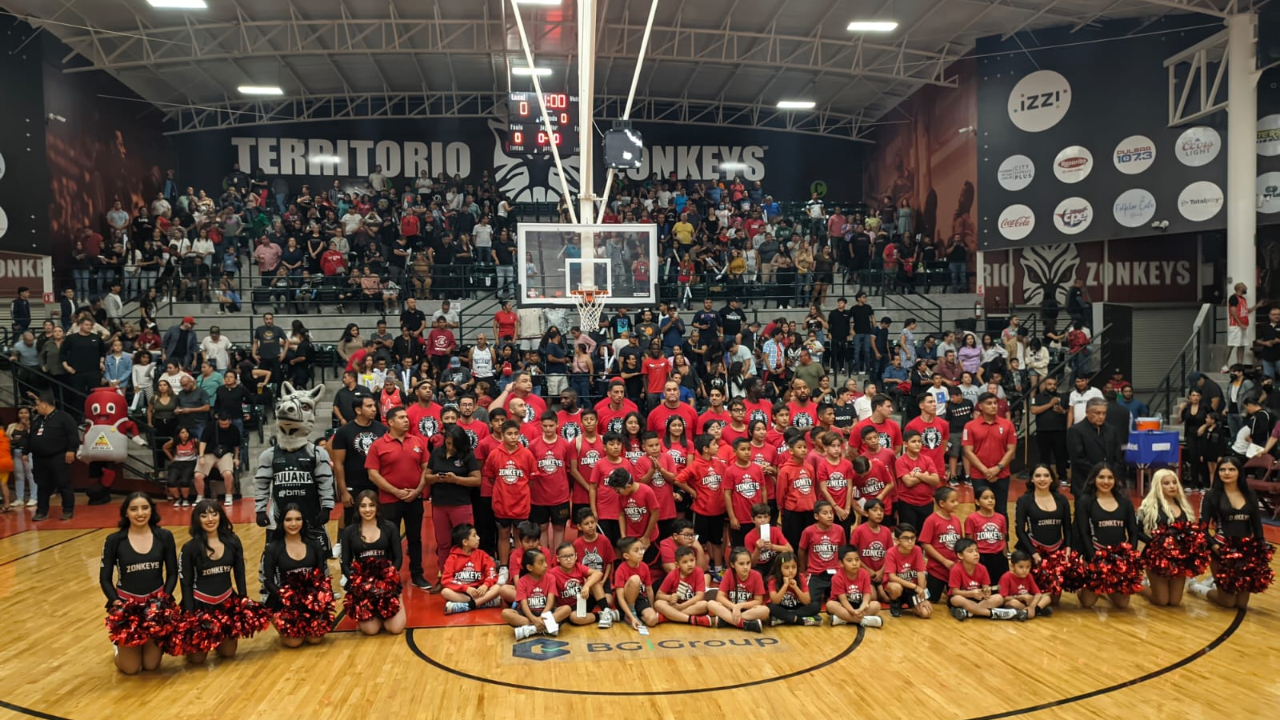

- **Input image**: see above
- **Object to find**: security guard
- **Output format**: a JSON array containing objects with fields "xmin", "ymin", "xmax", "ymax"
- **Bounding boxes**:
[{"xmin": 30, "ymin": 390, "xmax": 81, "ymax": 521}]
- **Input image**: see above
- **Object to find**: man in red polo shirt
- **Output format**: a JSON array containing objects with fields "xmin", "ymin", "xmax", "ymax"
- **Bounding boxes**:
[
  {"xmin": 647, "ymin": 380, "xmax": 698, "ymax": 440},
  {"xmin": 594, "ymin": 379, "xmax": 638, "ymax": 436},
  {"xmin": 365, "ymin": 406, "xmax": 432, "ymax": 589},
  {"xmin": 961, "ymin": 392, "xmax": 1018, "ymax": 521}
]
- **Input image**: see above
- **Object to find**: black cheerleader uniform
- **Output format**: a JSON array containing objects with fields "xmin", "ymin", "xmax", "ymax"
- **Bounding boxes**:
[
  {"xmin": 261, "ymin": 538, "xmax": 327, "ymax": 609},
  {"xmin": 1136, "ymin": 504, "xmax": 1187, "ymax": 545},
  {"xmin": 1074, "ymin": 494, "xmax": 1139, "ymax": 559},
  {"xmin": 99, "ymin": 528, "xmax": 179, "ymax": 607},
  {"xmin": 179, "ymin": 536, "xmax": 248, "ymax": 611},
  {"xmin": 338, "ymin": 520, "xmax": 403, "ymax": 580},
  {"xmin": 1200, "ymin": 488, "xmax": 1271, "ymax": 595},
  {"xmin": 1200, "ymin": 489, "xmax": 1265, "ymax": 543},
  {"xmin": 1015, "ymin": 491, "xmax": 1073, "ymax": 556}
]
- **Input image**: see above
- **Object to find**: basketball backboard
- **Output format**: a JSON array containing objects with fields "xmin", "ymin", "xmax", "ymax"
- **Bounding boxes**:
[{"xmin": 516, "ymin": 223, "xmax": 659, "ymax": 307}]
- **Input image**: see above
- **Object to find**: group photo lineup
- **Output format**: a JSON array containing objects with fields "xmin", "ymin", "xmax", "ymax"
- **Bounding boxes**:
[{"xmin": 0, "ymin": 0, "xmax": 1278, "ymax": 718}]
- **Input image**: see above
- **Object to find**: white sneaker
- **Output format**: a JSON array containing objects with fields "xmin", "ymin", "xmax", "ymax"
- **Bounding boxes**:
[
  {"xmin": 194, "ymin": 496, "xmax": 204, "ymax": 504},
  {"xmin": 514, "ymin": 624, "xmax": 536, "ymax": 640},
  {"xmin": 770, "ymin": 617, "xmax": 784, "ymax": 627},
  {"xmin": 830, "ymin": 615, "xmax": 848, "ymax": 626},
  {"xmin": 445, "ymin": 601, "xmax": 471, "ymax": 615},
  {"xmin": 860, "ymin": 616, "xmax": 883, "ymax": 628},
  {"xmin": 25, "ymin": 499, "xmax": 36, "ymax": 507},
  {"xmin": 497, "ymin": 566, "xmax": 510, "ymax": 586},
  {"xmin": 990, "ymin": 608, "xmax": 1018, "ymax": 620},
  {"xmin": 597, "ymin": 609, "xmax": 614, "ymax": 629},
  {"xmin": 224, "ymin": 494, "xmax": 233, "ymax": 507},
  {"xmin": 481, "ymin": 597, "xmax": 504, "ymax": 608},
  {"xmin": 332, "ymin": 542, "xmax": 342, "ymax": 559},
  {"xmin": 1188, "ymin": 581, "xmax": 1211, "ymax": 599},
  {"xmin": 541, "ymin": 611, "xmax": 560, "ymax": 636}
]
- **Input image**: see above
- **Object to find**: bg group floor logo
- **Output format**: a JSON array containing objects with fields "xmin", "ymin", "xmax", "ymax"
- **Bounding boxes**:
[{"xmin": 509, "ymin": 636, "xmax": 784, "ymax": 664}]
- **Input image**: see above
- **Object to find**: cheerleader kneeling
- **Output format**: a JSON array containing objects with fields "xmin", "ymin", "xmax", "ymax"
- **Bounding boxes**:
[
  {"xmin": 263, "ymin": 504, "xmax": 335, "ymax": 648},
  {"xmin": 101, "ymin": 492, "xmax": 179, "ymax": 675},
  {"xmin": 1189, "ymin": 457, "xmax": 1274, "ymax": 609},
  {"xmin": 340, "ymin": 490, "xmax": 407, "ymax": 636},
  {"xmin": 178, "ymin": 500, "xmax": 268, "ymax": 664},
  {"xmin": 1136, "ymin": 469, "xmax": 1207, "ymax": 608}
]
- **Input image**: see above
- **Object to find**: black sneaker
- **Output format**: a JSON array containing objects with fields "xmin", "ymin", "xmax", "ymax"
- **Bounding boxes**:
[
  {"xmin": 950, "ymin": 607, "xmax": 968, "ymax": 621},
  {"xmin": 889, "ymin": 603, "xmax": 903, "ymax": 618},
  {"xmin": 1039, "ymin": 606, "xmax": 1053, "ymax": 618},
  {"xmin": 31, "ymin": 513, "xmax": 48, "ymax": 522},
  {"xmin": 741, "ymin": 619, "xmax": 763, "ymax": 633},
  {"xmin": 60, "ymin": 511, "xmax": 74, "ymax": 521},
  {"xmin": 411, "ymin": 576, "xmax": 433, "ymax": 590}
]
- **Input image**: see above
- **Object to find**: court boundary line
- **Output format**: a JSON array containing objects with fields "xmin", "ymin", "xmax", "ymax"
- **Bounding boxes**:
[
  {"xmin": 405, "ymin": 625, "xmax": 866, "ymax": 696},
  {"xmin": 0, "ymin": 529, "xmax": 102, "ymax": 568}
]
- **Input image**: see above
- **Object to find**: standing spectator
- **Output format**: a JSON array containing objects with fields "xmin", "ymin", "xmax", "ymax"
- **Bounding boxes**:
[
  {"xmin": 493, "ymin": 300, "xmax": 519, "ymax": 345},
  {"xmin": 493, "ymin": 229, "xmax": 517, "ymax": 300},
  {"xmin": 426, "ymin": 316, "xmax": 457, "ymax": 377},
  {"xmin": 1066, "ymin": 398, "xmax": 1124, "ymax": 497},
  {"xmin": 199, "ymin": 325, "xmax": 232, "ymax": 372},
  {"xmin": 961, "ymin": 392, "xmax": 1017, "ymax": 520},
  {"xmin": 1030, "ymin": 376, "xmax": 1069, "ymax": 483},
  {"xmin": 103, "ymin": 339, "xmax": 133, "ymax": 393},
  {"xmin": 175, "ymin": 374, "xmax": 211, "ymax": 438},
  {"xmin": 1225, "ymin": 282, "xmax": 1263, "ymax": 370},
  {"xmin": 60, "ymin": 318, "xmax": 106, "ymax": 413},
  {"xmin": 1255, "ymin": 307, "xmax": 1280, "ymax": 381},
  {"xmin": 213, "ymin": 370, "xmax": 253, "ymax": 470},
  {"xmin": 29, "ymin": 391, "xmax": 80, "ymax": 522},
  {"xmin": 365, "ymin": 406, "xmax": 433, "ymax": 589},
  {"xmin": 10, "ymin": 287, "xmax": 31, "ymax": 335},
  {"xmin": 1066, "ymin": 278, "xmax": 1091, "ymax": 326},
  {"xmin": 253, "ymin": 313, "xmax": 287, "ymax": 384},
  {"xmin": 1066, "ymin": 375, "xmax": 1104, "ymax": 426},
  {"xmin": 850, "ymin": 292, "xmax": 875, "ymax": 374},
  {"xmin": 659, "ymin": 307, "xmax": 686, "ymax": 354},
  {"xmin": 162, "ymin": 317, "xmax": 200, "ymax": 369}
]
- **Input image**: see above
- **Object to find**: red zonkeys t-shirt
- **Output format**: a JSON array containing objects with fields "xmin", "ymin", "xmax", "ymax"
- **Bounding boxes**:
[
  {"xmin": 718, "ymin": 569, "xmax": 766, "ymax": 604},
  {"xmin": 831, "ymin": 566, "xmax": 872, "ymax": 605},
  {"xmin": 799, "ymin": 524, "xmax": 847, "ymax": 576},
  {"xmin": 515, "ymin": 572, "xmax": 557, "ymax": 613}
]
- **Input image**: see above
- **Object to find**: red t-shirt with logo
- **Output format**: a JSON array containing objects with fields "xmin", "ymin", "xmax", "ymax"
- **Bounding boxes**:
[
  {"xmin": 642, "ymin": 356, "xmax": 671, "ymax": 395},
  {"xmin": 948, "ymin": 562, "xmax": 991, "ymax": 595},
  {"xmin": 883, "ymin": 545, "xmax": 924, "ymax": 584},
  {"xmin": 998, "ymin": 571, "xmax": 1042, "ymax": 598},
  {"xmin": 920, "ymin": 513, "xmax": 964, "ymax": 582},
  {"xmin": 527, "ymin": 434, "xmax": 571, "ymax": 506},
  {"xmin": 725, "ymin": 461, "xmax": 766, "ymax": 524},
  {"xmin": 853, "ymin": 457, "xmax": 896, "ymax": 514},
  {"xmin": 698, "ymin": 408, "xmax": 731, "ymax": 435},
  {"xmin": 766, "ymin": 573, "xmax": 810, "ymax": 609},
  {"xmin": 406, "ymin": 403, "xmax": 443, "ymax": 442},
  {"xmin": 849, "ymin": 522, "xmax": 893, "ymax": 573},
  {"xmin": 647, "ymin": 401, "xmax": 698, "ymax": 441},
  {"xmin": 964, "ymin": 511, "xmax": 1008, "ymax": 554},
  {"xmin": 590, "ymin": 456, "xmax": 648, "ymax": 520},
  {"xmin": 788, "ymin": 400, "xmax": 820, "ymax": 430},
  {"xmin": 549, "ymin": 562, "xmax": 592, "ymax": 607},
  {"xmin": 570, "ymin": 435, "xmax": 604, "ymax": 504},
  {"xmin": 744, "ymin": 525, "xmax": 787, "ymax": 570},
  {"xmin": 962, "ymin": 416, "xmax": 1017, "ymax": 480},
  {"xmin": 613, "ymin": 561, "xmax": 652, "ymax": 599},
  {"xmin": 515, "ymin": 572, "xmax": 557, "ymax": 613},
  {"xmin": 742, "ymin": 398, "xmax": 774, "ymax": 427},
  {"xmin": 572, "ymin": 534, "xmax": 616, "ymax": 575},
  {"xmin": 620, "ymin": 483, "xmax": 660, "ymax": 541},
  {"xmin": 831, "ymin": 566, "xmax": 872, "ymax": 605},
  {"xmin": 776, "ymin": 457, "xmax": 817, "ymax": 512},
  {"xmin": 718, "ymin": 569, "xmax": 766, "ymax": 604},
  {"xmin": 678, "ymin": 456, "xmax": 728, "ymax": 517},
  {"xmin": 594, "ymin": 398, "xmax": 638, "ymax": 436},
  {"xmin": 483, "ymin": 443, "xmax": 536, "ymax": 520},
  {"xmin": 646, "ymin": 452, "xmax": 679, "ymax": 520},
  {"xmin": 852, "ymin": 417, "xmax": 903, "ymax": 454},
  {"xmin": 816, "ymin": 457, "xmax": 856, "ymax": 511},
  {"xmin": 894, "ymin": 452, "xmax": 939, "ymax": 507},
  {"xmin": 659, "ymin": 567, "xmax": 706, "ymax": 602},
  {"xmin": 799, "ymin": 524, "xmax": 847, "ymax": 576},
  {"xmin": 905, "ymin": 415, "xmax": 950, "ymax": 476}
]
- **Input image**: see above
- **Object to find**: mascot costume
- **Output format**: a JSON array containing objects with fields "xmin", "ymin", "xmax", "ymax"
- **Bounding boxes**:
[
  {"xmin": 78, "ymin": 387, "xmax": 146, "ymax": 504},
  {"xmin": 254, "ymin": 382, "xmax": 335, "ymax": 552}
]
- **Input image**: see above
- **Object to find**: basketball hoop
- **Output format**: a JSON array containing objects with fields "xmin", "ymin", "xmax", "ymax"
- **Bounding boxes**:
[{"xmin": 571, "ymin": 287, "xmax": 609, "ymax": 332}]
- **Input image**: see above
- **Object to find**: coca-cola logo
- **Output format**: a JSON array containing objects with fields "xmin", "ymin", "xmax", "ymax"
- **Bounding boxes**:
[{"xmin": 997, "ymin": 204, "xmax": 1035, "ymax": 241}]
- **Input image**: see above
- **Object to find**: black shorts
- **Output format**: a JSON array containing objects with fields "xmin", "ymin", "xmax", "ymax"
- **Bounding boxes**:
[
  {"xmin": 598, "ymin": 519, "xmax": 621, "ymax": 544},
  {"xmin": 629, "ymin": 594, "xmax": 653, "ymax": 617},
  {"xmin": 926, "ymin": 574, "xmax": 948, "ymax": 603},
  {"xmin": 642, "ymin": 542, "xmax": 659, "ymax": 565},
  {"xmin": 693, "ymin": 512, "xmax": 726, "ymax": 544},
  {"xmin": 807, "ymin": 573, "xmax": 833, "ymax": 603},
  {"xmin": 496, "ymin": 516, "xmax": 525, "ymax": 529},
  {"xmin": 657, "ymin": 518, "xmax": 678, "ymax": 540},
  {"xmin": 729, "ymin": 524, "xmax": 750, "ymax": 550},
  {"xmin": 530, "ymin": 502, "xmax": 571, "ymax": 526}
]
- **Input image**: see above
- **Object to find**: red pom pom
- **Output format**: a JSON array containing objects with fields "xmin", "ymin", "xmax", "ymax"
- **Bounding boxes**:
[
  {"xmin": 1032, "ymin": 548, "xmax": 1073, "ymax": 595},
  {"xmin": 1141, "ymin": 521, "xmax": 1211, "ymax": 578},
  {"xmin": 343, "ymin": 558, "xmax": 404, "ymax": 622},
  {"xmin": 1083, "ymin": 543, "xmax": 1145, "ymax": 595},
  {"xmin": 273, "ymin": 568, "xmax": 335, "ymax": 638},
  {"xmin": 219, "ymin": 596, "xmax": 273, "ymax": 639},
  {"xmin": 105, "ymin": 593, "xmax": 179, "ymax": 647},
  {"xmin": 1212, "ymin": 536, "xmax": 1276, "ymax": 595},
  {"xmin": 164, "ymin": 609, "xmax": 226, "ymax": 656}
]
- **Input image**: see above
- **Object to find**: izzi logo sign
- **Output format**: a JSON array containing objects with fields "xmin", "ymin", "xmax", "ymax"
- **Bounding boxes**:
[
  {"xmin": 1007, "ymin": 70, "xmax": 1071, "ymax": 133},
  {"xmin": 509, "ymin": 636, "xmax": 783, "ymax": 663}
]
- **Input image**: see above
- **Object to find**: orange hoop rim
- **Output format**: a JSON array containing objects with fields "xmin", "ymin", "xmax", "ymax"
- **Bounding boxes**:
[{"xmin": 570, "ymin": 288, "xmax": 610, "ymax": 301}]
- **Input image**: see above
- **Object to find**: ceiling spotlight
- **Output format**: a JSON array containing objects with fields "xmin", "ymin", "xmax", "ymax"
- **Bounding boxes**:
[
  {"xmin": 147, "ymin": 0, "xmax": 208, "ymax": 8},
  {"xmin": 238, "ymin": 85, "xmax": 284, "ymax": 96},
  {"xmin": 511, "ymin": 67, "xmax": 554, "ymax": 76},
  {"xmin": 847, "ymin": 21, "xmax": 899, "ymax": 32},
  {"xmin": 777, "ymin": 100, "xmax": 816, "ymax": 109}
]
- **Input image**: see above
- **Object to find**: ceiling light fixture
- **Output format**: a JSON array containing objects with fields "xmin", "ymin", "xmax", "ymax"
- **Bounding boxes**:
[
  {"xmin": 511, "ymin": 67, "xmax": 554, "ymax": 76},
  {"xmin": 777, "ymin": 100, "xmax": 816, "ymax": 109},
  {"xmin": 237, "ymin": 85, "xmax": 284, "ymax": 96},
  {"xmin": 146, "ymin": 0, "xmax": 208, "ymax": 8},
  {"xmin": 847, "ymin": 21, "xmax": 898, "ymax": 32}
]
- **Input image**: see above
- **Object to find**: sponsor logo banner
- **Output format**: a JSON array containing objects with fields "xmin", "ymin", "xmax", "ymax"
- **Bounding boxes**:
[
  {"xmin": 1052, "ymin": 145, "xmax": 1093, "ymax": 184},
  {"xmin": 1113, "ymin": 135, "xmax": 1156, "ymax": 175},
  {"xmin": 1113, "ymin": 188, "xmax": 1157, "ymax": 228},
  {"xmin": 1177, "ymin": 180, "xmax": 1224, "ymax": 221},
  {"xmin": 1052, "ymin": 197, "xmax": 1093, "ymax": 235},
  {"xmin": 997, "ymin": 154, "xmax": 1034, "ymax": 191},
  {"xmin": 1007, "ymin": 70, "xmax": 1072, "ymax": 133},
  {"xmin": 998, "ymin": 204, "xmax": 1035, "ymax": 241},
  {"xmin": 1174, "ymin": 126, "xmax": 1221, "ymax": 167}
]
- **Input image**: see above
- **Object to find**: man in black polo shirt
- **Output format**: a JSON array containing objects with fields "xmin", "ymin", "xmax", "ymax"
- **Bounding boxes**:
[
  {"xmin": 399, "ymin": 297, "xmax": 427, "ymax": 338},
  {"xmin": 330, "ymin": 395, "xmax": 388, "ymax": 528},
  {"xmin": 30, "ymin": 391, "xmax": 80, "ymax": 521},
  {"xmin": 332, "ymin": 370, "xmax": 374, "ymax": 427},
  {"xmin": 60, "ymin": 318, "xmax": 105, "ymax": 416},
  {"xmin": 253, "ymin": 313, "xmax": 286, "ymax": 383},
  {"xmin": 828, "ymin": 297, "xmax": 853, "ymax": 376},
  {"xmin": 850, "ymin": 292, "xmax": 876, "ymax": 374},
  {"xmin": 1031, "ymin": 376, "xmax": 1069, "ymax": 483}
]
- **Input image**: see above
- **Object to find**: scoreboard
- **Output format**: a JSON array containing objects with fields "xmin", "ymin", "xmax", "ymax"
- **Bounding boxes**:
[{"xmin": 506, "ymin": 92, "xmax": 581, "ymax": 155}]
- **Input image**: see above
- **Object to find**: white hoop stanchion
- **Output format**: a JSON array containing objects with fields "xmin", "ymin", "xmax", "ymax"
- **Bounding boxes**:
[{"xmin": 571, "ymin": 288, "xmax": 609, "ymax": 332}]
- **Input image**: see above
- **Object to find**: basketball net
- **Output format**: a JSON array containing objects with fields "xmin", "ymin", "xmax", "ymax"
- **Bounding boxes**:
[{"xmin": 571, "ymin": 287, "xmax": 609, "ymax": 332}]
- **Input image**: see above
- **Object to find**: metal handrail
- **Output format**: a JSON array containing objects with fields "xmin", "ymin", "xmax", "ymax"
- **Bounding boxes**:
[
  {"xmin": 1008, "ymin": 322, "xmax": 1114, "ymax": 418},
  {"xmin": 1145, "ymin": 303, "xmax": 1211, "ymax": 420}
]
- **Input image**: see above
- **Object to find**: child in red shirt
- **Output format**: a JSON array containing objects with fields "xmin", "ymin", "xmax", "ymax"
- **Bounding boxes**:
[
  {"xmin": 883, "ymin": 523, "xmax": 933, "ymax": 619},
  {"xmin": 654, "ymin": 545, "xmax": 713, "ymax": 626},
  {"xmin": 501, "ymin": 548, "xmax": 570, "ymax": 639},
  {"xmin": 964, "ymin": 486, "xmax": 1010, "ymax": 586},
  {"xmin": 919, "ymin": 486, "xmax": 963, "ymax": 603},
  {"xmin": 742, "ymin": 503, "xmax": 790, "ymax": 573},
  {"xmin": 441, "ymin": 524, "xmax": 503, "ymax": 614},
  {"xmin": 849, "ymin": 498, "xmax": 892, "ymax": 602},
  {"xmin": 642, "ymin": 433, "xmax": 679, "ymax": 537},
  {"xmin": 499, "ymin": 521, "xmax": 552, "ymax": 604},
  {"xmin": 676, "ymin": 434, "xmax": 728, "ymax": 573},
  {"xmin": 610, "ymin": 470, "xmax": 660, "ymax": 563},
  {"xmin": 999, "ymin": 550, "xmax": 1052, "ymax": 619},
  {"xmin": 658, "ymin": 518, "xmax": 710, "ymax": 576},
  {"xmin": 776, "ymin": 432, "xmax": 817, "ymax": 545},
  {"xmin": 708, "ymin": 548, "xmax": 768, "ymax": 632},
  {"xmin": 571, "ymin": 508, "xmax": 617, "ymax": 578},
  {"xmin": 548, "ymin": 541, "xmax": 617, "ymax": 628},
  {"xmin": 527, "ymin": 412, "xmax": 572, "ymax": 547},
  {"xmin": 483, "ymin": 420, "xmax": 537, "ymax": 565},
  {"xmin": 724, "ymin": 438, "xmax": 768, "ymax": 548},
  {"xmin": 895, "ymin": 429, "xmax": 942, "ymax": 533},
  {"xmin": 798, "ymin": 501, "xmax": 847, "ymax": 603},
  {"xmin": 947, "ymin": 538, "xmax": 1024, "ymax": 621},
  {"xmin": 766, "ymin": 551, "xmax": 821, "ymax": 626},
  {"xmin": 614, "ymin": 537, "xmax": 660, "ymax": 630},
  {"xmin": 826, "ymin": 546, "xmax": 884, "ymax": 628},
  {"xmin": 816, "ymin": 432, "xmax": 856, "ymax": 532}
]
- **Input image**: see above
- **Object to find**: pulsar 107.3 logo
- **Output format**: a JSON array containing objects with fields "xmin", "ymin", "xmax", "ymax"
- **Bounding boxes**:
[
  {"xmin": 1007, "ymin": 70, "xmax": 1071, "ymax": 133},
  {"xmin": 1177, "ymin": 181, "xmax": 1224, "ymax": 222},
  {"xmin": 1174, "ymin": 126, "xmax": 1220, "ymax": 167},
  {"xmin": 1052, "ymin": 146, "xmax": 1093, "ymax": 184},
  {"xmin": 1113, "ymin": 135, "xmax": 1155, "ymax": 175},
  {"xmin": 1052, "ymin": 198, "xmax": 1092, "ymax": 236},
  {"xmin": 997, "ymin": 204, "xmax": 1035, "ymax": 241},
  {"xmin": 512, "ymin": 638, "xmax": 570, "ymax": 662},
  {"xmin": 1113, "ymin": 188, "xmax": 1157, "ymax": 228}
]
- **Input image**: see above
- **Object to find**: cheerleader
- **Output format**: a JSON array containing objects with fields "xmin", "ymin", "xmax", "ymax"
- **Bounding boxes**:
[
  {"xmin": 100, "ymin": 492, "xmax": 178, "ymax": 675},
  {"xmin": 1074, "ymin": 462, "xmax": 1141, "ymax": 610},
  {"xmin": 339, "ymin": 490, "xmax": 407, "ymax": 635},
  {"xmin": 1014, "ymin": 463, "xmax": 1073, "ymax": 602},
  {"xmin": 262, "ymin": 504, "xmax": 332, "ymax": 647},
  {"xmin": 1190, "ymin": 456, "xmax": 1271, "ymax": 609},
  {"xmin": 179, "ymin": 500, "xmax": 249, "ymax": 663},
  {"xmin": 1136, "ymin": 469, "xmax": 1198, "ymax": 607},
  {"xmin": 766, "ymin": 551, "xmax": 821, "ymax": 626}
]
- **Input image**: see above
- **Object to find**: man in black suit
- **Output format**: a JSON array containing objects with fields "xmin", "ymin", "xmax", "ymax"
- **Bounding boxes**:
[{"xmin": 1066, "ymin": 397, "xmax": 1124, "ymax": 496}]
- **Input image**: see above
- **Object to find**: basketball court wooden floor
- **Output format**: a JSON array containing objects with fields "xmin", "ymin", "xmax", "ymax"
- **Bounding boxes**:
[{"xmin": 0, "ymin": 510, "xmax": 1276, "ymax": 720}]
